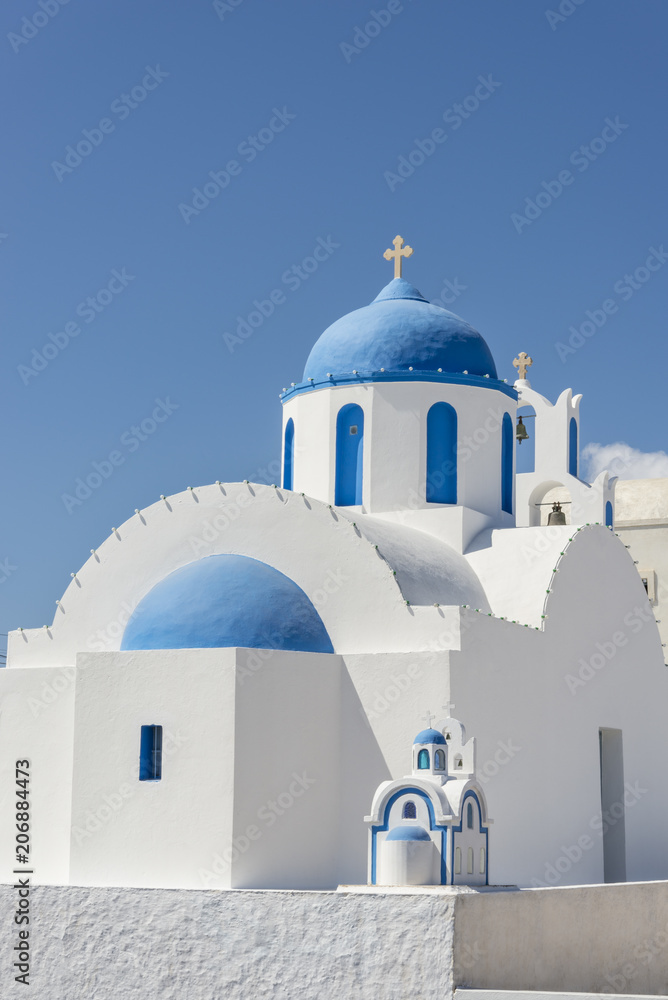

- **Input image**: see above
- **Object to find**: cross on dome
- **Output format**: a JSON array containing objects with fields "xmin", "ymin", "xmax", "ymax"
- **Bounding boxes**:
[
  {"xmin": 513, "ymin": 352, "xmax": 533, "ymax": 380},
  {"xmin": 383, "ymin": 235, "xmax": 413, "ymax": 278},
  {"xmin": 423, "ymin": 710, "xmax": 436, "ymax": 728}
]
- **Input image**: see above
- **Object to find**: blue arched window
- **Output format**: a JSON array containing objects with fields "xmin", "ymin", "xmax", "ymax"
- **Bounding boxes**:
[
  {"xmin": 501, "ymin": 413, "xmax": 513, "ymax": 514},
  {"xmin": 335, "ymin": 404, "xmax": 364, "ymax": 505},
  {"xmin": 283, "ymin": 418, "xmax": 294, "ymax": 490},
  {"xmin": 606, "ymin": 501, "xmax": 613, "ymax": 528},
  {"xmin": 434, "ymin": 749, "xmax": 445, "ymax": 771},
  {"xmin": 467, "ymin": 802, "xmax": 474, "ymax": 829},
  {"xmin": 426, "ymin": 402, "xmax": 457, "ymax": 503},
  {"xmin": 569, "ymin": 417, "xmax": 578, "ymax": 477},
  {"xmin": 402, "ymin": 801, "xmax": 417, "ymax": 819},
  {"xmin": 417, "ymin": 749, "xmax": 430, "ymax": 770}
]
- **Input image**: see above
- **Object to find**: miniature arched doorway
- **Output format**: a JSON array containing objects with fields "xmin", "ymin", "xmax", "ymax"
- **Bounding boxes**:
[
  {"xmin": 283, "ymin": 418, "xmax": 295, "ymax": 490},
  {"xmin": 501, "ymin": 413, "xmax": 514, "ymax": 514}
]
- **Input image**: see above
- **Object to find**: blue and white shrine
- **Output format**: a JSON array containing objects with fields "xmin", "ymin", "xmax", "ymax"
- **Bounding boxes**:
[{"xmin": 366, "ymin": 718, "xmax": 490, "ymax": 886}]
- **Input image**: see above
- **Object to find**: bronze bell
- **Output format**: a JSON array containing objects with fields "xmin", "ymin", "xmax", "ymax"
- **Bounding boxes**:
[
  {"xmin": 547, "ymin": 502, "xmax": 567, "ymax": 525},
  {"xmin": 516, "ymin": 416, "xmax": 530, "ymax": 444}
]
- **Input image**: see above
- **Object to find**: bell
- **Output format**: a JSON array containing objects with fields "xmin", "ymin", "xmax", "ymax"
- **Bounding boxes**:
[
  {"xmin": 516, "ymin": 416, "xmax": 529, "ymax": 444},
  {"xmin": 547, "ymin": 502, "xmax": 567, "ymax": 526}
]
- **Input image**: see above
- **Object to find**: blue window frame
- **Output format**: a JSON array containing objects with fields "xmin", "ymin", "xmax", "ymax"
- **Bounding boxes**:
[
  {"xmin": 426, "ymin": 402, "xmax": 457, "ymax": 503},
  {"xmin": 283, "ymin": 418, "xmax": 295, "ymax": 490},
  {"xmin": 501, "ymin": 413, "xmax": 513, "ymax": 514},
  {"xmin": 569, "ymin": 418, "xmax": 578, "ymax": 477},
  {"xmin": 417, "ymin": 748, "xmax": 430, "ymax": 769},
  {"xmin": 335, "ymin": 404, "xmax": 364, "ymax": 505},
  {"xmin": 139, "ymin": 725, "xmax": 163, "ymax": 781}
]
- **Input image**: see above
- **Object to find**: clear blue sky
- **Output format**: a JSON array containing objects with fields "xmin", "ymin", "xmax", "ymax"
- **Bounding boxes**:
[{"xmin": 2, "ymin": 0, "xmax": 667, "ymax": 648}]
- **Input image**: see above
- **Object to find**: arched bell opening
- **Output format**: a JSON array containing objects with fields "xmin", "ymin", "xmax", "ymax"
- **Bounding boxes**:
[
  {"xmin": 529, "ymin": 481, "xmax": 572, "ymax": 526},
  {"xmin": 515, "ymin": 405, "xmax": 536, "ymax": 474}
]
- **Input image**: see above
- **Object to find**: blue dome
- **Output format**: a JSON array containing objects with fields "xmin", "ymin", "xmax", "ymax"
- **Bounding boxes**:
[
  {"xmin": 121, "ymin": 554, "xmax": 334, "ymax": 653},
  {"xmin": 414, "ymin": 728, "xmax": 446, "ymax": 745},
  {"xmin": 386, "ymin": 825, "xmax": 431, "ymax": 842},
  {"xmin": 303, "ymin": 278, "xmax": 497, "ymax": 382}
]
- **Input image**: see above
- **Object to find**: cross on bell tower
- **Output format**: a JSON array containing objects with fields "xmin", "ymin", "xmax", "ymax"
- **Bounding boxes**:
[
  {"xmin": 383, "ymin": 235, "xmax": 413, "ymax": 279},
  {"xmin": 513, "ymin": 352, "xmax": 533, "ymax": 381}
]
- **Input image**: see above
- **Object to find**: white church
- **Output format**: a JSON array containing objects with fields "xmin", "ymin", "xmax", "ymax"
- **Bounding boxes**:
[{"xmin": 3, "ymin": 237, "xmax": 668, "ymax": 996}]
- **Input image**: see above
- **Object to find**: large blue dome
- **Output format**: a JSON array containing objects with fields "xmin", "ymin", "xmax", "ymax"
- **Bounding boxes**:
[
  {"xmin": 303, "ymin": 278, "xmax": 497, "ymax": 382},
  {"xmin": 121, "ymin": 554, "xmax": 334, "ymax": 653}
]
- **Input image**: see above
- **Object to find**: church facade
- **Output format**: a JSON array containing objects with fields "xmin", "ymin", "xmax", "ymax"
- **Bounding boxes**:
[{"xmin": 1, "ymin": 239, "xmax": 666, "ymax": 893}]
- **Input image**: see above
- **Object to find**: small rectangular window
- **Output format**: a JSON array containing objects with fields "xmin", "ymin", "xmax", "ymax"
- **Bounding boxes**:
[
  {"xmin": 139, "ymin": 725, "xmax": 163, "ymax": 781},
  {"xmin": 479, "ymin": 847, "xmax": 486, "ymax": 874},
  {"xmin": 467, "ymin": 847, "xmax": 474, "ymax": 874},
  {"xmin": 454, "ymin": 847, "xmax": 461, "ymax": 874}
]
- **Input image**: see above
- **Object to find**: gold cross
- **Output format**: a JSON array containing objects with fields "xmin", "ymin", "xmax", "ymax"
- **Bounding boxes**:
[
  {"xmin": 383, "ymin": 235, "xmax": 413, "ymax": 278},
  {"xmin": 513, "ymin": 352, "xmax": 533, "ymax": 380}
]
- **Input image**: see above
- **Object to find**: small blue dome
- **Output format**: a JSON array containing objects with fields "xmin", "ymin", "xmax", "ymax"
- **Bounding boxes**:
[
  {"xmin": 414, "ymin": 728, "xmax": 446, "ymax": 745},
  {"xmin": 121, "ymin": 554, "xmax": 334, "ymax": 653},
  {"xmin": 386, "ymin": 825, "xmax": 432, "ymax": 842},
  {"xmin": 303, "ymin": 278, "xmax": 497, "ymax": 382}
]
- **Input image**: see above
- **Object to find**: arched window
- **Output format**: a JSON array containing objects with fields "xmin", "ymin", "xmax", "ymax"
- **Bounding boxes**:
[
  {"xmin": 455, "ymin": 847, "xmax": 461, "ymax": 875},
  {"xmin": 569, "ymin": 417, "xmax": 578, "ymax": 477},
  {"xmin": 454, "ymin": 754, "xmax": 463, "ymax": 770},
  {"xmin": 417, "ymin": 749, "xmax": 430, "ymax": 770},
  {"xmin": 402, "ymin": 801, "xmax": 416, "ymax": 819},
  {"xmin": 426, "ymin": 402, "xmax": 457, "ymax": 503},
  {"xmin": 283, "ymin": 418, "xmax": 294, "ymax": 490},
  {"xmin": 606, "ymin": 500, "xmax": 613, "ymax": 528},
  {"xmin": 479, "ymin": 847, "xmax": 486, "ymax": 874},
  {"xmin": 501, "ymin": 413, "xmax": 513, "ymax": 514},
  {"xmin": 467, "ymin": 847, "xmax": 474, "ymax": 874},
  {"xmin": 467, "ymin": 802, "xmax": 474, "ymax": 829},
  {"xmin": 434, "ymin": 749, "xmax": 445, "ymax": 771},
  {"xmin": 335, "ymin": 404, "xmax": 364, "ymax": 505}
]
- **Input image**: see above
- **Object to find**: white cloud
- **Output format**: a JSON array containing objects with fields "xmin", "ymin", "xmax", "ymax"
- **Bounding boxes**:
[{"xmin": 582, "ymin": 441, "xmax": 668, "ymax": 481}]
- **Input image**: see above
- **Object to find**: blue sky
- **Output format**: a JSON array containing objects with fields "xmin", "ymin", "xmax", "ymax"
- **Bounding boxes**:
[{"xmin": 2, "ymin": 0, "xmax": 667, "ymax": 647}]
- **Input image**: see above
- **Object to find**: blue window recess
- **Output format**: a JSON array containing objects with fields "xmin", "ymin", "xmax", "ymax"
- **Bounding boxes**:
[
  {"xmin": 335, "ymin": 404, "xmax": 364, "ymax": 506},
  {"xmin": 434, "ymin": 749, "xmax": 445, "ymax": 771},
  {"xmin": 467, "ymin": 802, "xmax": 474, "ymax": 829},
  {"xmin": 569, "ymin": 418, "xmax": 578, "ymax": 477},
  {"xmin": 139, "ymin": 725, "xmax": 163, "ymax": 781},
  {"xmin": 501, "ymin": 413, "xmax": 513, "ymax": 514},
  {"xmin": 417, "ymin": 749, "xmax": 430, "ymax": 770},
  {"xmin": 283, "ymin": 418, "xmax": 295, "ymax": 490},
  {"xmin": 426, "ymin": 402, "xmax": 457, "ymax": 503},
  {"xmin": 402, "ymin": 801, "xmax": 417, "ymax": 819},
  {"xmin": 606, "ymin": 501, "xmax": 613, "ymax": 528}
]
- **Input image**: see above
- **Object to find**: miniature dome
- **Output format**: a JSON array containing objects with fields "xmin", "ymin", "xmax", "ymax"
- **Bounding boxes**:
[
  {"xmin": 121, "ymin": 554, "xmax": 334, "ymax": 653},
  {"xmin": 303, "ymin": 278, "xmax": 497, "ymax": 383},
  {"xmin": 386, "ymin": 825, "xmax": 431, "ymax": 841},
  {"xmin": 414, "ymin": 728, "xmax": 446, "ymax": 745}
]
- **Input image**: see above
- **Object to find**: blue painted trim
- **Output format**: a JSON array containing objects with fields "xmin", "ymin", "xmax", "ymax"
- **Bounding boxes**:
[
  {"xmin": 283, "ymin": 418, "xmax": 294, "ymax": 490},
  {"xmin": 335, "ymin": 403, "xmax": 364, "ymax": 506},
  {"xmin": 501, "ymin": 412, "xmax": 514, "ymax": 515},
  {"xmin": 605, "ymin": 500, "xmax": 613, "ymax": 528},
  {"xmin": 569, "ymin": 417, "xmax": 578, "ymax": 477},
  {"xmin": 371, "ymin": 787, "xmax": 448, "ymax": 885},
  {"xmin": 450, "ymin": 790, "xmax": 489, "ymax": 885},
  {"xmin": 281, "ymin": 371, "xmax": 519, "ymax": 404},
  {"xmin": 426, "ymin": 402, "xmax": 457, "ymax": 504}
]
